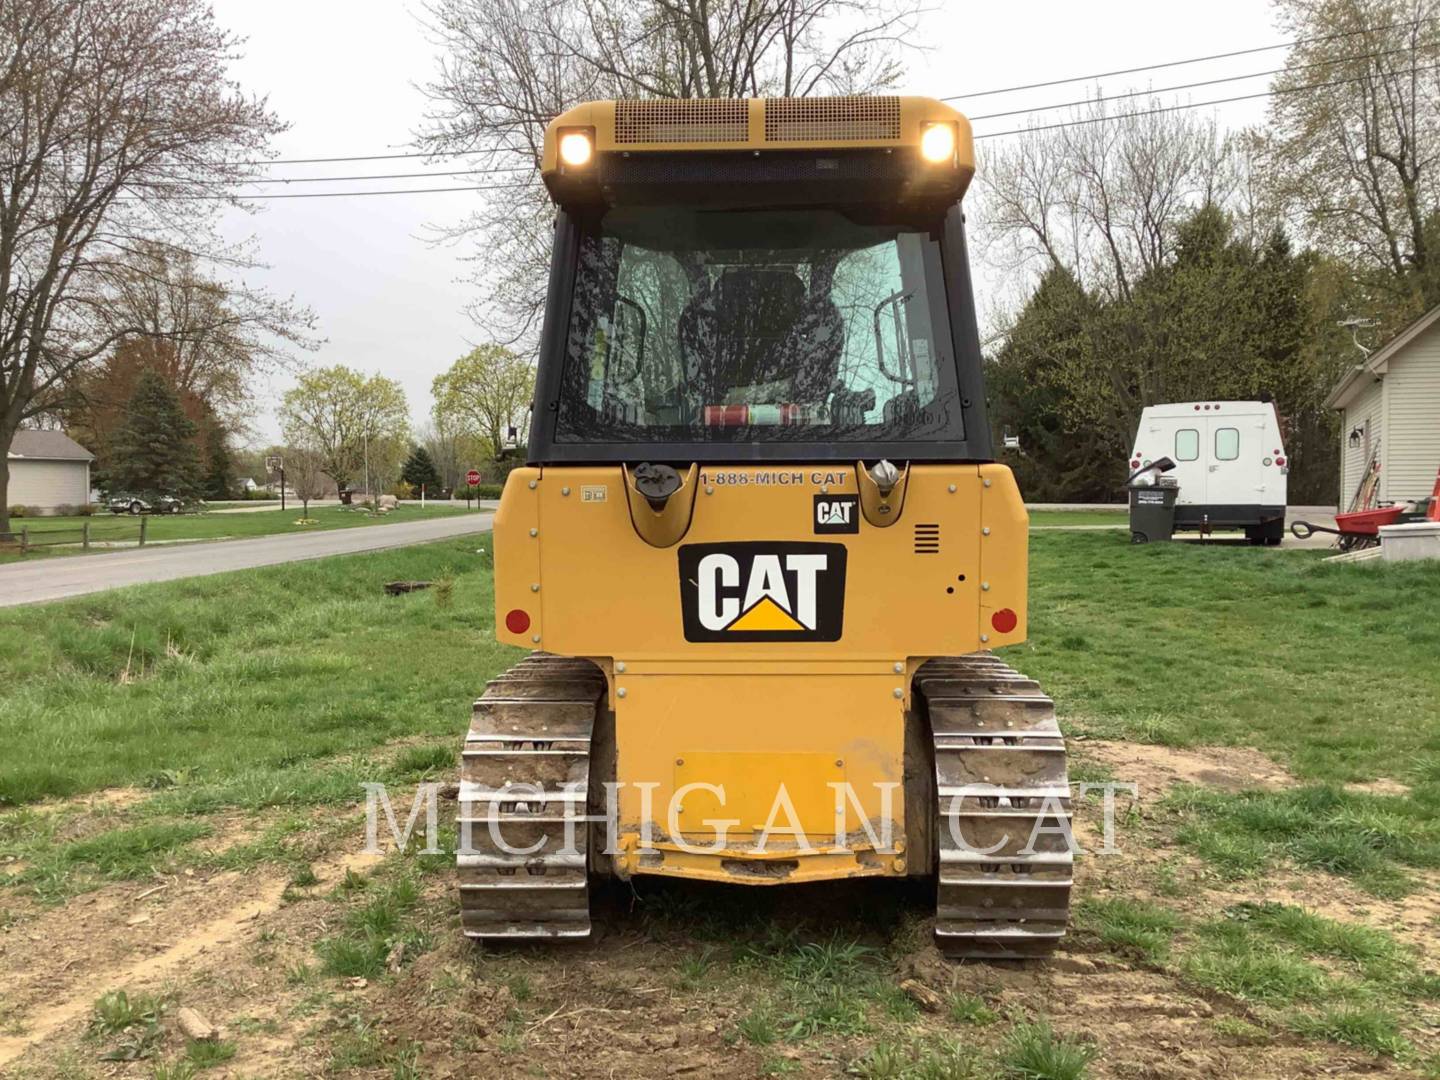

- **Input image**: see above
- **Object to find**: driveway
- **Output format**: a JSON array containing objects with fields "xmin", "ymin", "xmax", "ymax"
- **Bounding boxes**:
[{"xmin": 0, "ymin": 512, "xmax": 494, "ymax": 607}]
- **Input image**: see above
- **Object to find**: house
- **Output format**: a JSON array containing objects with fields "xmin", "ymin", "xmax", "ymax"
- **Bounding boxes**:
[
  {"xmin": 1326, "ymin": 304, "xmax": 1440, "ymax": 507},
  {"xmin": 5, "ymin": 430, "xmax": 95, "ymax": 513}
]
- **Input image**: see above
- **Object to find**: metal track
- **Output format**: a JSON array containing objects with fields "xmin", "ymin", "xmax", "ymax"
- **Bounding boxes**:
[
  {"xmin": 918, "ymin": 654, "xmax": 1073, "ymax": 960},
  {"xmin": 457, "ymin": 654, "xmax": 605, "ymax": 940}
]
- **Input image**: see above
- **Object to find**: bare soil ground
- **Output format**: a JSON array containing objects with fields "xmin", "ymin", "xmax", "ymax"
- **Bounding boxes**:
[{"xmin": 2, "ymin": 742, "xmax": 1436, "ymax": 1079}]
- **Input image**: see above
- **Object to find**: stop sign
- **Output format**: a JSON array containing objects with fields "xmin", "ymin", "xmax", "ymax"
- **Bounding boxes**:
[{"xmin": 465, "ymin": 469, "xmax": 481, "ymax": 487}]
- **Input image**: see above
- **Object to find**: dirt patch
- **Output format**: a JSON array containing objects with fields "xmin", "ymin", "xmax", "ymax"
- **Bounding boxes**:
[
  {"xmin": 1, "ymin": 746, "xmax": 1435, "ymax": 1078},
  {"xmin": 1346, "ymin": 777, "xmax": 1413, "ymax": 796},
  {"xmin": 0, "ymin": 834, "xmax": 382, "ymax": 1071},
  {"xmin": 1080, "ymin": 739, "xmax": 1295, "ymax": 795}
]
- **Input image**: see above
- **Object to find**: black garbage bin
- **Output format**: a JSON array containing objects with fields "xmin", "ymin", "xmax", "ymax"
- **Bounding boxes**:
[{"xmin": 1129, "ymin": 479, "xmax": 1179, "ymax": 543}]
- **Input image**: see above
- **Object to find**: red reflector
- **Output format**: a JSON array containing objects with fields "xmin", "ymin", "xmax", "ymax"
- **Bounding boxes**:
[
  {"xmin": 1276, "ymin": 456, "xmax": 1286, "ymax": 466},
  {"xmin": 1130, "ymin": 459, "xmax": 1140, "ymax": 469},
  {"xmin": 991, "ymin": 608, "xmax": 1018, "ymax": 633},
  {"xmin": 505, "ymin": 609, "xmax": 531, "ymax": 634}
]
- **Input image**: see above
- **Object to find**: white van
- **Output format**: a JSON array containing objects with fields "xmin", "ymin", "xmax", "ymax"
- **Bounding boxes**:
[{"xmin": 1129, "ymin": 401, "xmax": 1288, "ymax": 544}]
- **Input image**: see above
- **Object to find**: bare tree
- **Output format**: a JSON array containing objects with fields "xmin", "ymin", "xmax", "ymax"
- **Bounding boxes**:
[
  {"xmin": 416, "ymin": 0, "xmax": 923, "ymax": 343},
  {"xmin": 285, "ymin": 444, "xmax": 329, "ymax": 520},
  {"xmin": 0, "ymin": 0, "xmax": 286, "ymax": 531},
  {"xmin": 1262, "ymin": 0, "xmax": 1440, "ymax": 308},
  {"xmin": 100, "ymin": 245, "xmax": 317, "ymax": 424},
  {"xmin": 977, "ymin": 97, "xmax": 1237, "ymax": 304}
]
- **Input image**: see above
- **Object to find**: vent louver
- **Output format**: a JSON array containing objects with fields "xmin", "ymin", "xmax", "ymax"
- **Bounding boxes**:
[
  {"xmin": 763, "ymin": 96, "xmax": 901, "ymax": 142},
  {"xmin": 914, "ymin": 523, "xmax": 940, "ymax": 554},
  {"xmin": 614, "ymin": 99, "xmax": 749, "ymax": 144}
]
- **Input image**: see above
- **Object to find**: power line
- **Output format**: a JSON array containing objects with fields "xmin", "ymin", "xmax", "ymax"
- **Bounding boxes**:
[
  {"xmin": 943, "ymin": 14, "xmax": 1438, "ymax": 102},
  {"xmin": 115, "ymin": 25, "xmax": 1440, "ymax": 196},
  {"xmin": 143, "ymin": 19, "xmax": 1439, "ymax": 174},
  {"xmin": 140, "ymin": 168, "xmax": 521, "ymax": 187},
  {"xmin": 972, "ymin": 61, "xmax": 1440, "ymax": 140},
  {"xmin": 119, "ymin": 182, "xmax": 532, "ymax": 201},
  {"xmin": 968, "ymin": 41, "xmax": 1436, "ymax": 122},
  {"xmin": 124, "ymin": 62, "xmax": 1440, "ymax": 196}
]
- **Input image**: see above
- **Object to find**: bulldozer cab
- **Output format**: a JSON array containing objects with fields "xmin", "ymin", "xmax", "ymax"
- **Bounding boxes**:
[{"xmin": 527, "ymin": 97, "xmax": 993, "ymax": 465}]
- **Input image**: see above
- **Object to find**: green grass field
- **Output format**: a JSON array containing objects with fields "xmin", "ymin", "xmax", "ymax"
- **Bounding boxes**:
[
  {"xmin": 1028, "ymin": 509, "xmax": 1128, "ymax": 527},
  {"xmin": 3, "ymin": 530, "xmax": 1435, "ymax": 803},
  {"xmin": 4, "ymin": 529, "xmax": 1440, "ymax": 1075},
  {"xmin": 0, "ymin": 503, "xmax": 476, "ymax": 564}
]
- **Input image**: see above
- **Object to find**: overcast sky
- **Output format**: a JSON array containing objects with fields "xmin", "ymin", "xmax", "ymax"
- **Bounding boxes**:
[{"xmin": 214, "ymin": 0, "xmax": 1280, "ymax": 446}]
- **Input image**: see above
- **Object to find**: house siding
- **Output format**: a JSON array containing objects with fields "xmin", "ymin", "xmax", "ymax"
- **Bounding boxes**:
[
  {"xmin": 7, "ymin": 459, "xmax": 90, "ymax": 510},
  {"xmin": 1382, "ymin": 321, "xmax": 1440, "ymax": 501},
  {"xmin": 1341, "ymin": 378, "xmax": 1384, "ymax": 506}
]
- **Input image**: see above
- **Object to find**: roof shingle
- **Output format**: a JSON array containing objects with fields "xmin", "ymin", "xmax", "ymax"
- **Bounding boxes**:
[{"xmin": 6, "ymin": 430, "xmax": 95, "ymax": 461}]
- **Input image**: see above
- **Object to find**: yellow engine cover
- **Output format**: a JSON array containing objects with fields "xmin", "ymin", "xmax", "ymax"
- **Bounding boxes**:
[{"xmin": 490, "ymin": 463, "xmax": 1028, "ymax": 884}]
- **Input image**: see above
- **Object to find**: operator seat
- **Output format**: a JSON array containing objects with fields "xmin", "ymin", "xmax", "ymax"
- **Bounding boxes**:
[{"xmin": 679, "ymin": 269, "xmax": 844, "ymax": 406}]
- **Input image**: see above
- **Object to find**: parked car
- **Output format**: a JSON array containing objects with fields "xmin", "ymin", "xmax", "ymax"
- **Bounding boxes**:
[{"xmin": 107, "ymin": 493, "xmax": 188, "ymax": 515}]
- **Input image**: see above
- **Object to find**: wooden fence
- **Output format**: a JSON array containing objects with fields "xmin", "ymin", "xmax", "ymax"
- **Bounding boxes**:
[{"xmin": 0, "ymin": 517, "xmax": 147, "ymax": 554}]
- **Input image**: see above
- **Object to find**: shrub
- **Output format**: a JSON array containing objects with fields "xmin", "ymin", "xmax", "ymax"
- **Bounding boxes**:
[
  {"xmin": 54, "ymin": 503, "xmax": 77, "ymax": 517},
  {"xmin": 7, "ymin": 505, "xmax": 28, "ymax": 518},
  {"xmin": 78, "ymin": 503, "xmax": 99, "ymax": 516},
  {"xmin": 454, "ymin": 482, "xmax": 503, "ymax": 501},
  {"xmin": 390, "ymin": 481, "xmax": 415, "ymax": 500},
  {"xmin": 243, "ymin": 487, "xmax": 275, "ymax": 500}
]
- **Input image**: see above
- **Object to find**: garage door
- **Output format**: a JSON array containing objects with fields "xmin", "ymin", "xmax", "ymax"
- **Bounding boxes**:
[{"xmin": 8, "ymin": 460, "xmax": 89, "ymax": 510}]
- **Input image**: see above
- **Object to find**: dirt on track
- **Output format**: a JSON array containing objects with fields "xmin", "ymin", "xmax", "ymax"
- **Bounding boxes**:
[{"xmin": 0, "ymin": 743, "xmax": 1435, "ymax": 1079}]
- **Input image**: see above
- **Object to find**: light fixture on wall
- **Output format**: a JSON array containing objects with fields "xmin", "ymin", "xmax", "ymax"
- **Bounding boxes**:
[{"xmin": 1348, "ymin": 425, "xmax": 1365, "ymax": 447}]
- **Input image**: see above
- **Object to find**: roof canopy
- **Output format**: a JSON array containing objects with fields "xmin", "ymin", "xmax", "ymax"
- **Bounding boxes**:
[{"xmin": 6, "ymin": 430, "xmax": 94, "ymax": 461}]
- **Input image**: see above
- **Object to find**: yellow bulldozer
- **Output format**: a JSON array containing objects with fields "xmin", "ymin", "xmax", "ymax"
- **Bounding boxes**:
[{"xmin": 458, "ymin": 95, "xmax": 1072, "ymax": 960}]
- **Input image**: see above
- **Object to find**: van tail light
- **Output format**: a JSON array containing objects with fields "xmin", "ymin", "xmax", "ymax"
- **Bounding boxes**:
[
  {"xmin": 1130, "ymin": 459, "xmax": 1140, "ymax": 469},
  {"xmin": 1276, "ymin": 456, "xmax": 1286, "ymax": 466}
]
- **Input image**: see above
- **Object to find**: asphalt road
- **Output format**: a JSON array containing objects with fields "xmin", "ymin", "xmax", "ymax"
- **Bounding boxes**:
[{"xmin": 0, "ymin": 512, "xmax": 494, "ymax": 608}]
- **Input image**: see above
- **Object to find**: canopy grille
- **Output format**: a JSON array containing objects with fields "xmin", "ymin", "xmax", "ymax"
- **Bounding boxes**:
[
  {"xmin": 614, "ymin": 99, "xmax": 749, "ymax": 144},
  {"xmin": 764, "ymin": 96, "xmax": 901, "ymax": 142}
]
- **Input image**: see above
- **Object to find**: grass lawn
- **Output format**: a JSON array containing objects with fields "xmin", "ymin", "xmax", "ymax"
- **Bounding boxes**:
[
  {"xmin": 1013, "ymin": 532, "xmax": 1440, "ymax": 785},
  {"xmin": 1029, "ymin": 509, "xmax": 1128, "ymax": 527},
  {"xmin": 0, "ymin": 503, "xmax": 477, "ymax": 564},
  {"xmin": 4, "ymin": 529, "xmax": 1440, "ymax": 1075},
  {"xmin": 2, "ymin": 529, "xmax": 1436, "ymax": 803},
  {"xmin": 0, "ymin": 536, "xmax": 517, "ymax": 806}
]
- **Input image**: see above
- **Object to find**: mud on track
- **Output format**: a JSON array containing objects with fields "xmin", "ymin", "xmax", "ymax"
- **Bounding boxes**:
[{"xmin": 1, "ymin": 742, "xmax": 1436, "ymax": 1078}]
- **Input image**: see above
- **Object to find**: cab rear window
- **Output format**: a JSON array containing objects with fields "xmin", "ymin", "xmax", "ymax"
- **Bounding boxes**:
[{"xmin": 554, "ymin": 206, "xmax": 964, "ymax": 446}]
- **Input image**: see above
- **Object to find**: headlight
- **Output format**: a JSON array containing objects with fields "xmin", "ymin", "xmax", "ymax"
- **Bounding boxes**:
[
  {"xmin": 558, "ymin": 130, "xmax": 593, "ymax": 167},
  {"xmin": 920, "ymin": 123, "xmax": 956, "ymax": 163}
]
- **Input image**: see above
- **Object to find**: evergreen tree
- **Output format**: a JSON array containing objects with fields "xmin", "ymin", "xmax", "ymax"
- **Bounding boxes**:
[
  {"xmin": 104, "ymin": 370, "xmax": 203, "ymax": 498},
  {"xmin": 400, "ymin": 444, "xmax": 443, "ymax": 494},
  {"xmin": 203, "ymin": 433, "xmax": 234, "ymax": 500}
]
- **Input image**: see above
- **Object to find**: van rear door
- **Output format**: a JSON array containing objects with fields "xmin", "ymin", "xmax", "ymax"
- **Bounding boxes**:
[
  {"xmin": 1206, "ymin": 412, "xmax": 1266, "ymax": 507},
  {"xmin": 1166, "ymin": 419, "xmax": 1207, "ymax": 506}
]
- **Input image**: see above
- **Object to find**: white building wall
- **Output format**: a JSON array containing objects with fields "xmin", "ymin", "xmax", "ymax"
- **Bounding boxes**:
[
  {"xmin": 1382, "ymin": 322, "xmax": 1440, "ymax": 502},
  {"xmin": 7, "ymin": 459, "xmax": 90, "ymax": 511},
  {"xmin": 1341, "ymin": 379, "xmax": 1384, "ymax": 507}
]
